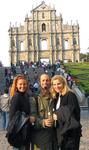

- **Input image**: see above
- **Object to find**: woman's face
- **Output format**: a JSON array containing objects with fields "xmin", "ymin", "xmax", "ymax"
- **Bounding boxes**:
[
  {"xmin": 16, "ymin": 79, "xmax": 28, "ymax": 93},
  {"xmin": 52, "ymin": 79, "xmax": 63, "ymax": 93}
]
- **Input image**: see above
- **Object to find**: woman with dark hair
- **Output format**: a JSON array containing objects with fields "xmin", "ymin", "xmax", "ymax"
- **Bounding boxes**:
[{"xmin": 50, "ymin": 75, "xmax": 82, "ymax": 150}]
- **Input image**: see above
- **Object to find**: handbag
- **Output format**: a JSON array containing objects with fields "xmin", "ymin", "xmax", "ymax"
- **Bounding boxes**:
[{"xmin": 6, "ymin": 111, "xmax": 30, "ymax": 148}]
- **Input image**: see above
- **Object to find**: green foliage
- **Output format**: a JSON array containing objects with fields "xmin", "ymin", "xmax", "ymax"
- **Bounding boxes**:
[
  {"xmin": 64, "ymin": 62, "xmax": 89, "ymax": 96},
  {"xmin": 80, "ymin": 53, "xmax": 89, "ymax": 61}
]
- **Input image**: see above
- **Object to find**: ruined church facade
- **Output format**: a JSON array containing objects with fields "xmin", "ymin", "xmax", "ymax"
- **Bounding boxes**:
[{"xmin": 8, "ymin": 1, "xmax": 80, "ymax": 65}]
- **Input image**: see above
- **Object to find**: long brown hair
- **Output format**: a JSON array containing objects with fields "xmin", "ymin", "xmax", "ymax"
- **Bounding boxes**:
[{"xmin": 10, "ymin": 74, "xmax": 28, "ymax": 97}]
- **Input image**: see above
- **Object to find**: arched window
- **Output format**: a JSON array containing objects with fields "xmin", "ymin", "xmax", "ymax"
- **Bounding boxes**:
[
  {"xmin": 42, "ymin": 13, "xmax": 45, "ymax": 18},
  {"xmin": 73, "ymin": 38, "xmax": 77, "ymax": 45},
  {"xmin": 28, "ymin": 39, "xmax": 32, "ymax": 46},
  {"xmin": 64, "ymin": 40, "xmax": 68, "ymax": 50},
  {"xmin": 57, "ymin": 38, "xmax": 60, "ymax": 45},
  {"xmin": 20, "ymin": 41, "xmax": 24, "ymax": 51},
  {"xmin": 42, "ymin": 23, "xmax": 46, "ymax": 32},
  {"xmin": 40, "ymin": 39, "xmax": 47, "ymax": 50},
  {"xmin": 11, "ymin": 40, "xmax": 15, "ymax": 47}
]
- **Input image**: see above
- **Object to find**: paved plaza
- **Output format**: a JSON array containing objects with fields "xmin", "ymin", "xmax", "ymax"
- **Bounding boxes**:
[{"xmin": 0, "ymin": 109, "xmax": 89, "ymax": 150}]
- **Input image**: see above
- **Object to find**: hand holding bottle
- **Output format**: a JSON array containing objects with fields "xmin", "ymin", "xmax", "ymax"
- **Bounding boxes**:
[
  {"xmin": 53, "ymin": 113, "xmax": 57, "ymax": 121},
  {"xmin": 53, "ymin": 113, "xmax": 57, "ymax": 127},
  {"xmin": 43, "ymin": 112, "xmax": 53, "ymax": 127},
  {"xmin": 29, "ymin": 116, "xmax": 36, "ymax": 125},
  {"xmin": 53, "ymin": 109, "xmax": 57, "ymax": 127}
]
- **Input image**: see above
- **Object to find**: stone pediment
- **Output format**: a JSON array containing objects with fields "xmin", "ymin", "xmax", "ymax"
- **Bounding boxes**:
[{"xmin": 31, "ymin": 1, "xmax": 53, "ymax": 12}]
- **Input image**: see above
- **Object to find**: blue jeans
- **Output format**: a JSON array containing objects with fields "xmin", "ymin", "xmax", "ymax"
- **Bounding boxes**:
[{"xmin": 1, "ymin": 111, "xmax": 9, "ymax": 130}]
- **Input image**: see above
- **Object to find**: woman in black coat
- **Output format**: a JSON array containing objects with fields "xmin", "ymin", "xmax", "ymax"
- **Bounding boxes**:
[
  {"xmin": 50, "ymin": 75, "xmax": 82, "ymax": 150},
  {"xmin": 9, "ymin": 74, "xmax": 35, "ymax": 150}
]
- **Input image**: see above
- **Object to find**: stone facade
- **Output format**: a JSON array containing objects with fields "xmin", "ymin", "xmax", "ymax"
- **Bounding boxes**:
[{"xmin": 8, "ymin": 1, "xmax": 80, "ymax": 65}]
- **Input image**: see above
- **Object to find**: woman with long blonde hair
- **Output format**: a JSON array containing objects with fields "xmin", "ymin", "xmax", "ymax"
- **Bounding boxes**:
[
  {"xmin": 50, "ymin": 75, "xmax": 82, "ymax": 150},
  {"xmin": 50, "ymin": 75, "xmax": 71, "ymax": 98}
]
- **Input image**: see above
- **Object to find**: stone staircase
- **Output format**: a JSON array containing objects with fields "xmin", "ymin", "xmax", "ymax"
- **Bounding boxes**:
[
  {"xmin": 72, "ymin": 84, "xmax": 88, "ymax": 107},
  {"xmin": 0, "ymin": 67, "xmax": 88, "ymax": 107}
]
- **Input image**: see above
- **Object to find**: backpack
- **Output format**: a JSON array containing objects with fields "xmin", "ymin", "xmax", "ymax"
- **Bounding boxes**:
[
  {"xmin": 6, "ymin": 111, "xmax": 30, "ymax": 148},
  {"xmin": 0, "ymin": 94, "xmax": 11, "ymax": 112}
]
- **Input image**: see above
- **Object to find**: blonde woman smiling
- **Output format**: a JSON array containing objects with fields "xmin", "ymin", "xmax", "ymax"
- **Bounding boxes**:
[{"xmin": 50, "ymin": 75, "xmax": 82, "ymax": 150}]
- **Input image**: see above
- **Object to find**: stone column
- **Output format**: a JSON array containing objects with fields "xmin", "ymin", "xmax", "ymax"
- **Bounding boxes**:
[
  {"xmin": 60, "ymin": 15, "xmax": 63, "ymax": 61},
  {"xmin": 32, "ymin": 11, "xmax": 35, "ymax": 62},
  {"xmin": 15, "ymin": 28, "xmax": 19, "ymax": 65},
  {"xmin": 49, "ymin": 11, "xmax": 53, "ymax": 64},
  {"xmin": 36, "ymin": 11, "xmax": 39, "ymax": 62}
]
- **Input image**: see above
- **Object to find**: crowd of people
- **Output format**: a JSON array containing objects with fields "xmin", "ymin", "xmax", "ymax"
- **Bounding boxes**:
[{"xmin": 0, "ymin": 61, "xmax": 82, "ymax": 150}]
